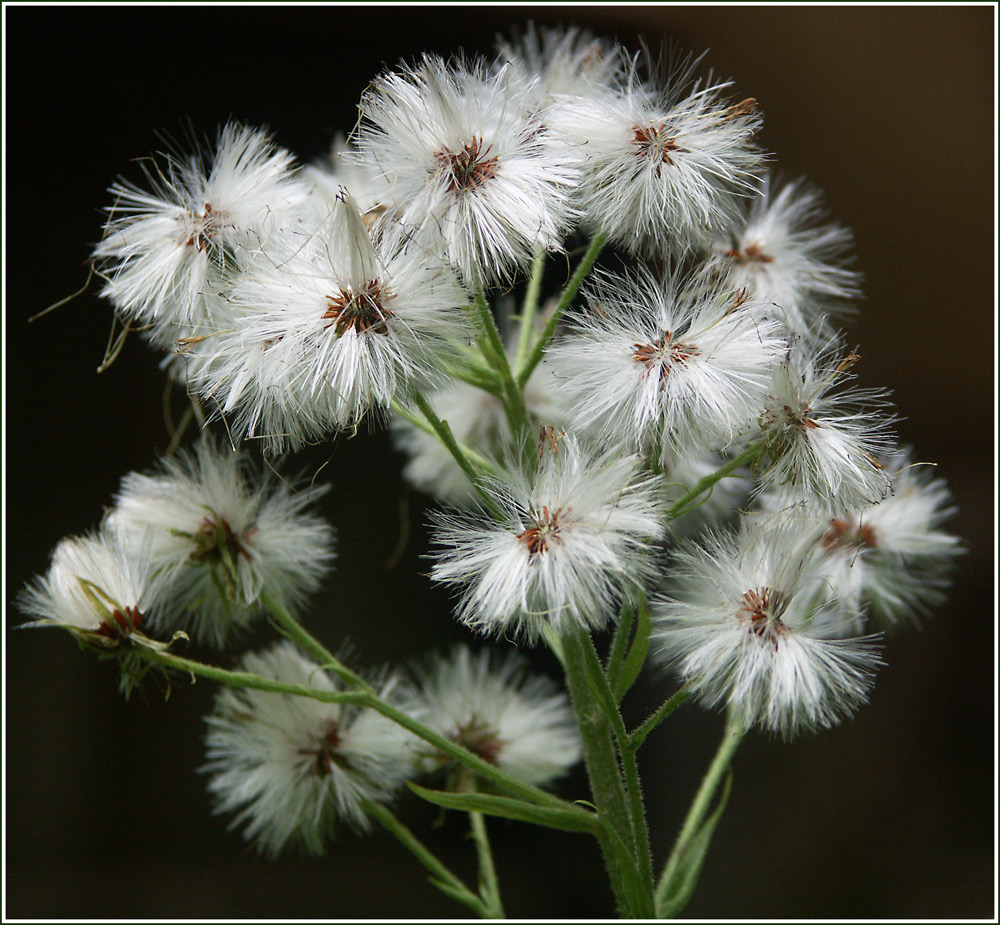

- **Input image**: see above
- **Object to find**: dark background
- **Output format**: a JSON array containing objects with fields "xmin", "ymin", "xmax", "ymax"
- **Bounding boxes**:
[{"xmin": 5, "ymin": 5, "xmax": 995, "ymax": 919}]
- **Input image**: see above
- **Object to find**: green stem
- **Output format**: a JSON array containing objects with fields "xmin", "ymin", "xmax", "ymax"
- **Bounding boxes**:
[
  {"xmin": 628, "ymin": 687, "xmax": 691, "ymax": 753},
  {"xmin": 515, "ymin": 232, "xmax": 606, "ymax": 389},
  {"xmin": 391, "ymin": 399, "xmax": 498, "ymax": 478},
  {"xmin": 655, "ymin": 712, "xmax": 746, "ymax": 911},
  {"xmin": 462, "ymin": 773, "xmax": 505, "ymax": 918},
  {"xmin": 441, "ymin": 361, "xmax": 504, "ymax": 396},
  {"xmin": 577, "ymin": 629, "xmax": 654, "ymax": 908},
  {"xmin": 131, "ymin": 645, "xmax": 575, "ymax": 812},
  {"xmin": 560, "ymin": 627, "xmax": 652, "ymax": 918},
  {"xmin": 366, "ymin": 801, "xmax": 488, "ymax": 917},
  {"xmin": 262, "ymin": 592, "xmax": 371, "ymax": 692},
  {"xmin": 667, "ymin": 442, "xmax": 764, "ymax": 521},
  {"xmin": 410, "ymin": 391, "xmax": 503, "ymax": 519},
  {"xmin": 514, "ymin": 248, "xmax": 546, "ymax": 370},
  {"xmin": 604, "ymin": 601, "xmax": 636, "ymax": 695},
  {"xmin": 473, "ymin": 288, "xmax": 531, "ymax": 441}
]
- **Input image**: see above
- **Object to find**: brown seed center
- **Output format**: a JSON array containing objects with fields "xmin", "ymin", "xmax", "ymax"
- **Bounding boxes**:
[
  {"xmin": 822, "ymin": 517, "xmax": 878, "ymax": 551},
  {"xmin": 435, "ymin": 136, "xmax": 500, "ymax": 193},
  {"xmin": 323, "ymin": 279, "xmax": 392, "ymax": 336},
  {"xmin": 451, "ymin": 717, "xmax": 504, "ymax": 765},
  {"xmin": 516, "ymin": 505, "xmax": 564, "ymax": 556},
  {"xmin": 724, "ymin": 242, "xmax": 774, "ymax": 265},
  {"xmin": 740, "ymin": 587, "xmax": 790, "ymax": 649},
  {"xmin": 184, "ymin": 201, "xmax": 226, "ymax": 251},
  {"xmin": 95, "ymin": 605, "xmax": 143, "ymax": 641},
  {"xmin": 301, "ymin": 721, "xmax": 344, "ymax": 778},
  {"xmin": 632, "ymin": 122, "xmax": 681, "ymax": 167},
  {"xmin": 632, "ymin": 331, "xmax": 699, "ymax": 385}
]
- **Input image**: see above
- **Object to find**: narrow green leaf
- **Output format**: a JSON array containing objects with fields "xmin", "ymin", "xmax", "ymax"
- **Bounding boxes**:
[
  {"xmin": 614, "ymin": 599, "xmax": 652, "ymax": 699},
  {"xmin": 605, "ymin": 601, "xmax": 636, "ymax": 697},
  {"xmin": 581, "ymin": 634, "xmax": 625, "ymax": 729},
  {"xmin": 657, "ymin": 770, "xmax": 734, "ymax": 918},
  {"xmin": 408, "ymin": 783, "xmax": 599, "ymax": 834}
]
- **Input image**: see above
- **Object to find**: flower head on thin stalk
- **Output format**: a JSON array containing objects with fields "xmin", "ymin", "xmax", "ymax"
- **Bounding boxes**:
[
  {"xmin": 805, "ymin": 447, "xmax": 962, "ymax": 631},
  {"xmin": 181, "ymin": 190, "xmax": 469, "ymax": 453},
  {"xmin": 430, "ymin": 435, "xmax": 665, "ymax": 641},
  {"xmin": 653, "ymin": 517, "xmax": 883, "ymax": 737},
  {"xmin": 93, "ymin": 123, "xmax": 310, "ymax": 346},
  {"xmin": 106, "ymin": 435, "xmax": 335, "ymax": 646},
  {"xmin": 548, "ymin": 51, "xmax": 763, "ymax": 256},
  {"xmin": 756, "ymin": 338, "xmax": 894, "ymax": 514},
  {"xmin": 408, "ymin": 645, "xmax": 581, "ymax": 787},
  {"xmin": 548, "ymin": 267, "xmax": 786, "ymax": 462},
  {"xmin": 203, "ymin": 642, "xmax": 415, "ymax": 856},
  {"xmin": 355, "ymin": 53, "xmax": 578, "ymax": 286},
  {"xmin": 698, "ymin": 175, "xmax": 862, "ymax": 344},
  {"xmin": 18, "ymin": 526, "xmax": 150, "ymax": 645}
]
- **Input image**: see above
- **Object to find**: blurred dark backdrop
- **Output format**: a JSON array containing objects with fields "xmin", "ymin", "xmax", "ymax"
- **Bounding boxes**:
[{"xmin": 5, "ymin": 5, "xmax": 995, "ymax": 920}]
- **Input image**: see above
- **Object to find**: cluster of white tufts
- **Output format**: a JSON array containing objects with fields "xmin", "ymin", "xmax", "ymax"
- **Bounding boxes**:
[{"xmin": 23, "ymin": 24, "xmax": 960, "ymax": 862}]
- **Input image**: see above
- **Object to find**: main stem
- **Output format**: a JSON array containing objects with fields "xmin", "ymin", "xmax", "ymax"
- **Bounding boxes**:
[{"xmin": 560, "ymin": 627, "xmax": 654, "ymax": 918}]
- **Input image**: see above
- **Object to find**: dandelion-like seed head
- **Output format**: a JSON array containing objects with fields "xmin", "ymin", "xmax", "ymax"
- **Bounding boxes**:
[
  {"xmin": 107, "ymin": 435, "xmax": 335, "ymax": 646},
  {"xmin": 408, "ymin": 645, "xmax": 581, "ymax": 786},
  {"xmin": 430, "ymin": 436, "xmax": 665, "ymax": 640},
  {"xmin": 204, "ymin": 643, "xmax": 415, "ymax": 856},
  {"xmin": 653, "ymin": 517, "xmax": 883, "ymax": 737},
  {"xmin": 322, "ymin": 278, "xmax": 393, "ymax": 336}
]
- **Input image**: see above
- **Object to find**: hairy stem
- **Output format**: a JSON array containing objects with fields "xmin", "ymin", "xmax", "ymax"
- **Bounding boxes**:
[
  {"xmin": 514, "ymin": 248, "xmax": 547, "ymax": 370},
  {"xmin": 667, "ymin": 442, "xmax": 764, "ymax": 521},
  {"xmin": 560, "ymin": 627, "xmax": 654, "ymax": 917},
  {"xmin": 263, "ymin": 591, "xmax": 371, "ymax": 692},
  {"xmin": 515, "ymin": 232, "xmax": 606, "ymax": 388}
]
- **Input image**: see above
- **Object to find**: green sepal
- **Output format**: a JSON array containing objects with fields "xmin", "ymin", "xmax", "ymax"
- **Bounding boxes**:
[
  {"xmin": 657, "ymin": 770, "xmax": 734, "ymax": 919},
  {"xmin": 408, "ymin": 783, "xmax": 599, "ymax": 834}
]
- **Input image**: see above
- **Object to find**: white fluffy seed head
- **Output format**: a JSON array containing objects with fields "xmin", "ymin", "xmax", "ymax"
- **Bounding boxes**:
[
  {"xmin": 756, "ymin": 338, "xmax": 895, "ymax": 514},
  {"xmin": 547, "ymin": 53, "xmax": 764, "ymax": 256},
  {"xmin": 430, "ymin": 436, "xmax": 665, "ymax": 641},
  {"xmin": 803, "ymin": 446, "xmax": 962, "ymax": 631},
  {"xmin": 548, "ymin": 267, "xmax": 787, "ymax": 462},
  {"xmin": 181, "ymin": 192, "xmax": 471, "ymax": 453},
  {"xmin": 203, "ymin": 642, "xmax": 415, "ymax": 856},
  {"xmin": 355, "ymin": 54, "xmax": 579, "ymax": 286},
  {"xmin": 407, "ymin": 645, "xmax": 582, "ymax": 786},
  {"xmin": 18, "ymin": 526, "xmax": 149, "ymax": 640},
  {"xmin": 495, "ymin": 23, "xmax": 627, "ymax": 103},
  {"xmin": 653, "ymin": 516, "xmax": 883, "ymax": 738},
  {"xmin": 93, "ymin": 123, "xmax": 311, "ymax": 346},
  {"xmin": 106, "ymin": 434, "xmax": 335, "ymax": 646},
  {"xmin": 699, "ymin": 175, "xmax": 862, "ymax": 344}
]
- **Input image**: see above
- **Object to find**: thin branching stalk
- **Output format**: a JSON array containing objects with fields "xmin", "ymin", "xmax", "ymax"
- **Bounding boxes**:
[
  {"xmin": 515, "ymin": 232, "xmax": 606, "ymax": 388},
  {"xmin": 366, "ymin": 801, "xmax": 489, "ymax": 917}
]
